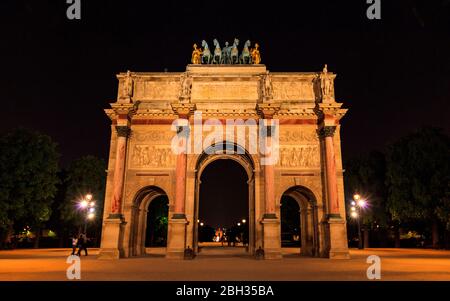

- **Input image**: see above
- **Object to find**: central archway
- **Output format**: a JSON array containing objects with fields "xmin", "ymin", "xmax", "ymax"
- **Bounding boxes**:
[{"xmin": 193, "ymin": 142, "xmax": 255, "ymax": 255}]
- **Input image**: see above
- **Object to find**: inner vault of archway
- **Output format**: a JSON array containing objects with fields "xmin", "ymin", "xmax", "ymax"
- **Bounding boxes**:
[{"xmin": 199, "ymin": 159, "xmax": 248, "ymax": 229}]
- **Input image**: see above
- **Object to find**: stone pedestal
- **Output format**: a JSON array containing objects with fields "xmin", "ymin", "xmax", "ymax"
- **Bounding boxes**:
[
  {"xmin": 98, "ymin": 217, "xmax": 125, "ymax": 260},
  {"xmin": 327, "ymin": 216, "xmax": 350, "ymax": 259},
  {"xmin": 166, "ymin": 217, "xmax": 188, "ymax": 259},
  {"xmin": 261, "ymin": 217, "xmax": 282, "ymax": 260}
]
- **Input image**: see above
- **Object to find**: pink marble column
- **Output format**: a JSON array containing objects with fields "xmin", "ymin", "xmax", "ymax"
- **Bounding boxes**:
[
  {"xmin": 173, "ymin": 124, "xmax": 188, "ymax": 218},
  {"xmin": 264, "ymin": 125, "xmax": 276, "ymax": 218},
  {"xmin": 111, "ymin": 126, "xmax": 130, "ymax": 216},
  {"xmin": 321, "ymin": 126, "xmax": 340, "ymax": 216}
]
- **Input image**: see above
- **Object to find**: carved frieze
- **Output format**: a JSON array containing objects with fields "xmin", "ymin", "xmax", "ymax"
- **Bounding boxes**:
[
  {"xmin": 130, "ymin": 145, "xmax": 175, "ymax": 168},
  {"xmin": 279, "ymin": 146, "xmax": 320, "ymax": 168},
  {"xmin": 131, "ymin": 130, "xmax": 174, "ymax": 144},
  {"xmin": 272, "ymin": 81, "xmax": 315, "ymax": 101},
  {"xmin": 133, "ymin": 80, "xmax": 180, "ymax": 101},
  {"xmin": 279, "ymin": 129, "xmax": 318, "ymax": 144}
]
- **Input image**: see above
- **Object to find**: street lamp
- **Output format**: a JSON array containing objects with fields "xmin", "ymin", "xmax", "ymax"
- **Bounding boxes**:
[
  {"xmin": 79, "ymin": 200, "xmax": 88, "ymax": 209},
  {"xmin": 242, "ymin": 219, "xmax": 246, "ymax": 224},
  {"xmin": 237, "ymin": 222, "xmax": 241, "ymax": 226},
  {"xmin": 78, "ymin": 194, "xmax": 96, "ymax": 234},
  {"xmin": 350, "ymin": 193, "xmax": 367, "ymax": 250}
]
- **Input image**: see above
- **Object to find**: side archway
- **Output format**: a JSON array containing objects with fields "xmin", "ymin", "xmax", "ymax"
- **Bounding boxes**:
[
  {"xmin": 280, "ymin": 186, "xmax": 320, "ymax": 257},
  {"xmin": 129, "ymin": 186, "xmax": 169, "ymax": 256}
]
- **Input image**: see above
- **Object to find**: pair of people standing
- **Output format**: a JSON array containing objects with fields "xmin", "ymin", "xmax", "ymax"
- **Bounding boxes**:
[{"xmin": 71, "ymin": 233, "xmax": 88, "ymax": 256}]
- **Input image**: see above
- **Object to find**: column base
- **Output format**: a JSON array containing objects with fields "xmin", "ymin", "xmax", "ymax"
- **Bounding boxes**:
[
  {"xmin": 166, "ymin": 216, "xmax": 188, "ymax": 259},
  {"xmin": 261, "ymin": 217, "xmax": 282, "ymax": 260},
  {"xmin": 326, "ymin": 216, "xmax": 350, "ymax": 259},
  {"xmin": 98, "ymin": 216, "xmax": 126, "ymax": 260}
]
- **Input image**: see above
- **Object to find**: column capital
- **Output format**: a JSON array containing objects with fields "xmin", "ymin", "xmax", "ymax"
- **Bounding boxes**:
[
  {"xmin": 317, "ymin": 103, "xmax": 348, "ymax": 122},
  {"xmin": 256, "ymin": 103, "xmax": 281, "ymax": 119},
  {"xmin": 171, "ymin": 103, "xmax": 196, "ymax": 119},
  {"xmin": 115, "ymin": 125, "xmax": 131, "ymax": 138},
  {"xmin": 110, "ymin": 103, "xmax": 137, "ymax": 120},
  {"xmin": 318, "ymin": 126, "xmax": 336, "ymax": 138}
]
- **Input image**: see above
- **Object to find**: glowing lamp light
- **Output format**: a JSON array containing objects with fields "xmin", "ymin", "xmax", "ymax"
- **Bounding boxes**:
[
  {"xmin": 351, "ymin": 207, "xmax": 356, "ymax": 212},
  {"xmin": 242, "ymin": 219, "xmax": 246, "ymax": 224},
  {"xmin": 237, "ymin": 222, "xmax": 241, "ymax": 226},
  {"xmin": 353, "ymin": 194, "xmax": 361, "ymax": 201},
  {"xmin": 89, "ymin": 201, "xmax": 95, "ymax": 207},
  {"xmin": 80, "ymin": 200, "xmax": 88, "ymax": 208},
  {"xmin": 87, "ymin": 213, "xmax": 95, "ymax": 220},
  {"xmin": 86, "ymin": 194, "xmax": 93, "ymax": 201},
  {"xmin": 200, "ymin": 222, "xmax": 204, "ymax": 226},
  {"xmin": 89, "ymin": 207, "xmax": 95, "ymax": 213},
  {"xmin": 357, "ymin": 200, "xmax": 366, "ymax": 207},
  {"xmin": 350, "ymin": 211, "xmax": 358, "ymax": 218},
  {"xmin": 351, "ymin": 201, "xmax": 356, "ymax": 206}
]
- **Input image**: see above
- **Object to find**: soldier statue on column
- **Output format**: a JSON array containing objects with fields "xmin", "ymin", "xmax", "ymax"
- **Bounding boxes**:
[
  {"xmin": 179, "ymin": 73, "xmax": 192, "ymax": 102},
  {"xmin": 262, "ymin": 71, "xmax": 273, "ymax": 100},
  {"xmin": 123, "ymin": 70, "xmax": 133, "ymax": 100},
  {"xmin": 320, "ymin": 64, "xmax": 334, "ymax": 101}
]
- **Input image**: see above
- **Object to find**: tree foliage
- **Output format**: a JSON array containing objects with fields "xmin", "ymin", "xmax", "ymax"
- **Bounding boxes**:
[
  {"xmin": 385, "ymin": 127, "xmax": 450, "ymax": 227},
  {"xmin": 344, "ymin": 151, "xmax": 389, "ymax": 226},
  {"xmin": 0, "ymin": 128, "xmax": 59, "ymax": 234},
  {"xmin": 58, "ymin": 155, "xmax": 106, "ymax": 233}
]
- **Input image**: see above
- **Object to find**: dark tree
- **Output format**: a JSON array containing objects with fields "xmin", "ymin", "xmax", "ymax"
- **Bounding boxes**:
[
  {"xmin": 386, "ymin": 127, "xmax": 450, "ymax": 248},
  {"xmin": 344, "ymin": 151, "xmax": 390, "ymax": 247},
  {"xmin": 145, "ymin": 195, "xmax": 169, "ymax": 247},
  {"xmin": 0, "ymin": 128, "xmax": 59, "ymax": 248},
  {"xmin": 58, "ymin": 155, "xmax": 106, "ymax": 245}
]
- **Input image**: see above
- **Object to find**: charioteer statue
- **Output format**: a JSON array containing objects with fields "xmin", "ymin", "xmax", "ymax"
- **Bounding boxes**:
[{"xmin": 191, "ymin": 38, "xmax": 262, "ymax": 65}]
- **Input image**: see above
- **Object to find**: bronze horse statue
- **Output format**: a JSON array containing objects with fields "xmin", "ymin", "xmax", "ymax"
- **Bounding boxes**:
[
  {"xmin": 230, "ymin": 38, "xmax": 239, "ymax": 64},
  {"xmin": 201, "ymin": 40, "xmax": 212, "ymax": 64},
  {"xmin": 212, "ymin": 39, "xmax": 222, "ymax": 64},
  {"xmin": 239, "ymin": 40, "xmax": 251, "ymax": 64}
]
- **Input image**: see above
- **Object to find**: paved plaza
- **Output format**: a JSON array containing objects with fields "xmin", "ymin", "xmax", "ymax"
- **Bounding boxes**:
[{"xmin": 1, "ymin": 247, "xmax": 450, "ymax": 281}]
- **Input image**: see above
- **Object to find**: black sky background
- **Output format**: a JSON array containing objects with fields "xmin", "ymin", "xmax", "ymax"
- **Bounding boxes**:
[
  {"xmin": 199, "ymin": 160, "xmax": 248, "ymax": 228},
  {"xmin": 1, "ymin": 0, "xmax": 449, "ymax": 166},
  {"xmin": 0, "ymin": 1, "xmax": 449, "ymax": 226}
]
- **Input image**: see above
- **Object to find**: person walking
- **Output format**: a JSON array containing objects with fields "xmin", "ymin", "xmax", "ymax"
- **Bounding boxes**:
[
  {"xmin": 71, "ymin": 234, "xmax": 78, "ymax": 255},
  {"xmin": 76, "ymin": 233, "xmax": 88, "ymax": 256}
]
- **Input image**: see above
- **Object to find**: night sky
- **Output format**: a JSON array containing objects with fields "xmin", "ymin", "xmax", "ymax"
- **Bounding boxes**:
[
  {"xmin": 1, "ymin": 1, "xmax": 449, "ymax": 225},
  {"xmin": 199, "ymin": 160, "xmax": 248, "ymax": 228}
]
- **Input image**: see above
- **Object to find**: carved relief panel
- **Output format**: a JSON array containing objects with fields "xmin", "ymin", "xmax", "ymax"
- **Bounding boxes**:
[
  {"xmin": 279, "ymin": 145, "xmax": 320, "ymax": 168},
  {"xmin": 133, "ymin": 79, "xmax": 180, "ymax": 101},
  {"xmin": 128, "ymin": 129, "xmax": 176, "ymax": 169},
  {"xmin": 278, "ymin": 127, "xmax": 320, "ymax": 168},
  {"xmin": 279, "ymin": 129, "xmax": 318, "ymax": 144},
  {"xmin": 130, "ymin": 145, "xmax": 175, "ymax": 169},
  {"xmin": 272, "ymin": 80, "xmax": 316, "ymax": 101}
]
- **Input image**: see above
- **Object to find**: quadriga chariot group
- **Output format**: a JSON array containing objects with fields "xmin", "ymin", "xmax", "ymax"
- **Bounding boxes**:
[{"xmin": 191, "ymin": 38, "xmax": 261, "ymax": 65}]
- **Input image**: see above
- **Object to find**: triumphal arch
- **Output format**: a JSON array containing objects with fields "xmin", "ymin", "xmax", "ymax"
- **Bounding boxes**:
[{"xmin": 99, "ymin": 47, "xmax": 349, "ymax": 260}]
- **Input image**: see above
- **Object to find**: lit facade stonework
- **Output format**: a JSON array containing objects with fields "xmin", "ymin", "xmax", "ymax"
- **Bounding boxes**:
[{"xmin": 99, "ymin": 64, "xmax": 350, "ymax": 260}]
